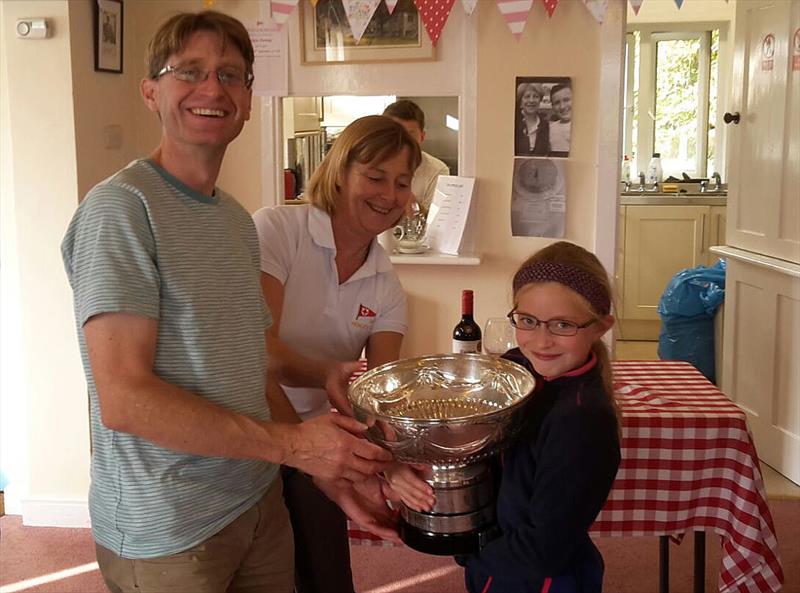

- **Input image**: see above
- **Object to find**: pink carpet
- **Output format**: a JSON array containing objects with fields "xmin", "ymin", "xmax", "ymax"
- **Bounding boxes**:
[{"xmin": 2, "ymin": 499, "xmax": 798, "ymax": 592}]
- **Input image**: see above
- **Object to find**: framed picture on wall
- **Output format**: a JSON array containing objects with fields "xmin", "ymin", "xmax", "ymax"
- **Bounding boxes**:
[
  {"xmin": 93, "ymin": 0, "xmax": 123, "ymax": 73},
  {"xmin": 301, "ymin": 0, "xmax": 435, "ymax": 65},
  {"xmin": 514, "ymin": 76, "xmax": 572, "ymax": 158}
]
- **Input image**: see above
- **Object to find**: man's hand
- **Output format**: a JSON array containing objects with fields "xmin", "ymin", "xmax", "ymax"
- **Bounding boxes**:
[
  {"xmin": 323, "ymin": 360, "xmax": 361, "ymax": 416},
  {"xmin": 281, "ymin": 412, "xmax": 391, "ymax": 482},
  {"xmin": 314, "ymin": 475, "xmax": 401, "ymax": 543}
]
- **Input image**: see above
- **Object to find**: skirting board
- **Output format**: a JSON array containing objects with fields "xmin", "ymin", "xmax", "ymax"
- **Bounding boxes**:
[{"xmin": 21, "ymin": 498, "xmax": 90, "ymax": 528}]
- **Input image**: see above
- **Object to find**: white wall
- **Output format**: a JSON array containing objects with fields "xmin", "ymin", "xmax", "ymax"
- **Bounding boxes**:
[
  {"xmin": 69, "ymin": 0, "xmax": 140, "ymax": 199},
  {"xmin": 1, "ymin": 0, "xmax": 91, "ymax": 525},
  {"xmin": 628, "ymin": 0, "xmax": 735, "ymax": 24},
  {"xmin": 1, "ymin": 3, "xmax": 29, "ymax": 516},
  {"xmin": 398, "ymin": 0, "xmax": 619, "ymax": 357}
]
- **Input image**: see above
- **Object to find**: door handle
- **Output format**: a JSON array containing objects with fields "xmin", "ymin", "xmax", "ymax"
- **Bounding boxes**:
[{"xmin": 723, "ymin": 112, "xmax": 740, "ymax": 124}]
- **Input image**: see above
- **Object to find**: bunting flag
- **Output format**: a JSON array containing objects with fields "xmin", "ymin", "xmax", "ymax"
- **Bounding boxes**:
[
  {"xmin": 541, "ymin": 0, "xmax": 559, "ymax": 18},
  {"xmin": 414, "ymin": 0, "xmax": 457, "ymax": 47},
  {"xmin": 460, "ymin": 0, "xmax": 479, "ymax": 15},
  {"xmin": 673, "ymin": 0, "xmax": 684, "ymax": 8},
  {"xmin": 310, "ymin": 0, "xmax": 319, "ymax": 5},
  {"xmin": 342, "ymin": 0, "xmax": 382, "ymax": 44},
  {"xmin": 628, "ymin": 0, "xmax": 644, "ymax": 15},
  {"xmin": 582, "ymin": 0, "xmax": 608, "ymax": 23},
  {"xmin": 496, "ymin": 0, "xmax": 534, "ymax": 42},
  {"xmin": 385, "ymin": 0, "xmax": 399, "ymax": 14},
  {"xmin": 270, "ymin": 0, "xmax": 299, "ymax": 29}
]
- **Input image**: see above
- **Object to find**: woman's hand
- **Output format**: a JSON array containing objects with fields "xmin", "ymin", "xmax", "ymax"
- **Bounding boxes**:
[{"xmin": 381, "ymin": 462, "xmax": 435, "ymax": 512}]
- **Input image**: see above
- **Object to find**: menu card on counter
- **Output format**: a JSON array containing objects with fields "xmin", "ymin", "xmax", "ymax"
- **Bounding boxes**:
[{"xmin": 425, "ymin": 176, "xmax": 476, "ymax": 255}]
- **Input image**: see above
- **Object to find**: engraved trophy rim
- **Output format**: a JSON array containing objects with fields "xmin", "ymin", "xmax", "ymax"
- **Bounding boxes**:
[{"xmin": 347, "ymin": 353, "xmax": 536, "ymax": 466}]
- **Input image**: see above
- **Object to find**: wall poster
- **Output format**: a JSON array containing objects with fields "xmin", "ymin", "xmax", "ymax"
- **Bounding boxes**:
[{"xmin": 510, "ymin": 158, "xmax": 566, "ymax": 238}]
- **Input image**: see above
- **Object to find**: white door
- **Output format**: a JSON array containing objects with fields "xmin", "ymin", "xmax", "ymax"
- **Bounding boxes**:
[
  {"xmin": 722, "ymin": 0, "xmax": 800, "ymax": 484},
  {"xmin": 726, "ymin": 0, "xmax": 800, "ymax": 263}
]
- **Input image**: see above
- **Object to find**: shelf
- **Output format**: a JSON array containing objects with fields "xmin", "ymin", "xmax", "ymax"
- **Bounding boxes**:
[
  {"xmin": 389, "ymin": 252, "xmax": 481, "ymax": 266},
  {"xmin": 710, "ymin": 246, "xmax": 800, "ymax": 278}
]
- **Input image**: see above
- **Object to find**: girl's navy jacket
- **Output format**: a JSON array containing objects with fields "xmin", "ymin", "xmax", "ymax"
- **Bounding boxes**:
[{"xmin": 464, "ymin": 349, "xmax": 621, "ymax": 593}]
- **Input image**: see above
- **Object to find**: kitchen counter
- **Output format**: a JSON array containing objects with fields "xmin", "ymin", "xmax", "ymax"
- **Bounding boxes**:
[{"xmin": 620, "ymin": 193, "xmax": 726, "ymax": 206}]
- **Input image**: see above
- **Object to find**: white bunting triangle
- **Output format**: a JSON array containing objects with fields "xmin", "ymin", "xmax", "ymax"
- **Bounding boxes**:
[
  {"xmin": 385, "ymin": 0, "xmax": 399, "ymax": 14},
  {"xmin": 270, "ymin": 0, "xmax": 299, "ymax": 29},
  {"xmin": 342, "ymin": 0, "xmax": 382, "ymax": 44},
  {"xmin": 496, "ymin": 0, "xmax": 534, "ymax": 42},
  {"xmin": 582, "ymin": 0, "xmax": 608, "ymax": 23},
  {"xmin": 461, "ymin": 0, "xmax": 479, "ymax": 15},
  {"xmin": 628, "ymin": 0, "xmax": 644, "ymax": 15}
]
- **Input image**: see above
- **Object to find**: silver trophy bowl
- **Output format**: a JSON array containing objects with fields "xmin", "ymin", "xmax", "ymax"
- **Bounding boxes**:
[{"xmin": 348, "ymin": 353, "xmax": 536, "ymax": 555}]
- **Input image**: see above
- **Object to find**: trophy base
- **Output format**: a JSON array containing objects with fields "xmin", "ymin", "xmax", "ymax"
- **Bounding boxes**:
[{"xmin": 399, "ymin": 518, "xmax": 499, "ymax": 556}]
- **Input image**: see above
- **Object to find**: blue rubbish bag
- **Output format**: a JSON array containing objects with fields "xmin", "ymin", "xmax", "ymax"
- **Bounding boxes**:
[{"xmin": 657, "ymin": 259, "xmax": 726, "ymax": 383}]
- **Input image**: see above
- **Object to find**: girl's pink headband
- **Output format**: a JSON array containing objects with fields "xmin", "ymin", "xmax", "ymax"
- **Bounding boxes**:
[{"xmin": 513, "ymin": 261, "xmax": 611, "ymax": 316}]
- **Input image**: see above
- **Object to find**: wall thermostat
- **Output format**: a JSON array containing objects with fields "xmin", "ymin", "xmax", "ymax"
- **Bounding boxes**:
[{"xmin": 16, "ymin": 18, "xmax": 50, "ymax": 39}]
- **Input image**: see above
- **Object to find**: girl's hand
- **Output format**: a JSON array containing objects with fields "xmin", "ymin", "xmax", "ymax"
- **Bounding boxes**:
[{"xmin": 381, "ymin": 463, "xmax": 435, "ymax": 512}]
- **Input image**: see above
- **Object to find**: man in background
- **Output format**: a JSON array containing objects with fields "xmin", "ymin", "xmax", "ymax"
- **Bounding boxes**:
[{"xmin": 383, "ymin": 99, "xmax": 450, "ymax": 215}]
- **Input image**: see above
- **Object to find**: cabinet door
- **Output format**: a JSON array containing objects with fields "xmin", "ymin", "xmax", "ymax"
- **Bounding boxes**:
[
  {"xmin": 726, "ymin": 0, "xmax": 800, "ymax": 263},
  {"xmin": 708, "ymin": 205, "xmax": 727, "ymax": 265},
  {"xmin": 292, "ymin": 97, "xmax": 322, "ymax": 132},
  {"xmin": 623, "ymin": 206, "xmax": 708, "ymax": 321}
]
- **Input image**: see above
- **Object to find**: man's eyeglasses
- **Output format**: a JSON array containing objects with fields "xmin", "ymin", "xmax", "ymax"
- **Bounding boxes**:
[
  {"xmin": 507, "ymin": 311, "xmax": 596, "ymax": 337},
  {"xmin": 156, "ymin": 64, "xmax": 254, "ymax": 89}
]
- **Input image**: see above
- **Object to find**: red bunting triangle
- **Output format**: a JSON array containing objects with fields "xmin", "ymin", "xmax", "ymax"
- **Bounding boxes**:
[
  {"xmin": 414, "ymin": 0, "xmax": 456, "ymax": 47},
  {"xmin": 541, "ymin": 0, "xmax": 559, "ymax": 18}
]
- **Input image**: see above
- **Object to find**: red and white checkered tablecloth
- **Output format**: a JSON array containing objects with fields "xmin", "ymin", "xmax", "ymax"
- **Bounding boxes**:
[
  {"xmin": 348, "ymin": 360, "xmax": 784, "ymax": 593},
  {"xmin": 593, "ymin": 361, "xmax": 783, "ymax": 593}
]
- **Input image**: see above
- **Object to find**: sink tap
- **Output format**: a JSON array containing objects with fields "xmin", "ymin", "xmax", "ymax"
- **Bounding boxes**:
[
  {"xmin": 711, "ymin": 172, "xmax": 722, "ymax": 192},
  {"xmin": 699, "ymin": 180, "xmax": 708, "ymax": 193},
  {"xmin": 636, "ymin": 172, "xmax": 646, "ymax": 192}
]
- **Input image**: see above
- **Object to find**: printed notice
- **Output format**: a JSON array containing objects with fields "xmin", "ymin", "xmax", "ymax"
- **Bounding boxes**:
[
  {"xmin": 248, "ymin": 21, "xmax": 288, "ymax": 96},
  {"xmin": 510, "ymin": 158, "xmax": 566, "ymax": 238},
  {"xmin": 425, "ymin": 176, "xmax": 476, "ymax": 255}
]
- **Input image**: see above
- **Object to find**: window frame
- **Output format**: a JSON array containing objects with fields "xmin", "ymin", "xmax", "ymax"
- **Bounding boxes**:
[{"xmin": 624, "ymin": 22, "xmax": 729, "ymax": 181}]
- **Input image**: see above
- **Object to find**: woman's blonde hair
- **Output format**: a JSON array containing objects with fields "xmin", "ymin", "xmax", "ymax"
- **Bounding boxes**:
[
  {"xmin": 305, "ymin": 115, "xmax": 422, "ymax": 215},
  {"xmin": 513, "ymin": 241, "xmax": 620, "ymax": 424}
]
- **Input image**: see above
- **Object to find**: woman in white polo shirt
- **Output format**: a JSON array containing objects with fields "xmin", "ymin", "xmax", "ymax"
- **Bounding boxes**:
[{"xmin": 252, "ymin": 115, "xmax": 421, "ymax": 593}]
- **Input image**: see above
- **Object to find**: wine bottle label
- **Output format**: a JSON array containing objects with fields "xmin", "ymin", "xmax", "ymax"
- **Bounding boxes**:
[{"xmin": 452, "ymin": 339, "xmax": 481, "ymax": 353}]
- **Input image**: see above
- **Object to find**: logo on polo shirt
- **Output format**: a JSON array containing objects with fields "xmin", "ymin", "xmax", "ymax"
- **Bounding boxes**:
[
  {"xmin": 357, "ymin": 304, "xmax": 376, "ymax": 320},
  {"xmin": 352, "ymin": 304, "xmax": 377, "ymax": 330}
]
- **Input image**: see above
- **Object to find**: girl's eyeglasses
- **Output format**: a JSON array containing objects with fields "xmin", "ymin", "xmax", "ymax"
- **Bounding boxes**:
[{"xmin": 507, "ymin": 311, "xmax": 596, "ymax": 337}]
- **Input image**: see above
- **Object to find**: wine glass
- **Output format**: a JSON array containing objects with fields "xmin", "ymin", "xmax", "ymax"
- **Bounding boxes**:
[{"xmin": 483, "ymin": 317, "xmax": 517, "ymax": 357}]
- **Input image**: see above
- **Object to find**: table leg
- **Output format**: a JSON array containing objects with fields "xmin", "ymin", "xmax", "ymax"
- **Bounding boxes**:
[
  {"xmin": 659, "ymin": 535, "xmax": 669, "ymax": 593},
  {"xmin": 694, "ymin": 531, "xmax": 706, "ymax": 593}
]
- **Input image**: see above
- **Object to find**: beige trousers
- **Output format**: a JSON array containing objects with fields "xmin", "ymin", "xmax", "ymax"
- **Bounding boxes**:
[{"xmin": 96, "ymin": 477, "xmax": 294, "ymax": 593}]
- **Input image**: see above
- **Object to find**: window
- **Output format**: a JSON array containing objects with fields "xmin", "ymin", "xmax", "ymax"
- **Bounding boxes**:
[{"xmin": 623, "ymin": 25, "xmax": 725, "ymax": 181}]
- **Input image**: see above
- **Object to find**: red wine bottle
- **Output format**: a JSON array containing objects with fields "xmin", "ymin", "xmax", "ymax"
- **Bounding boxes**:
[{"xmin": 452, "ymin": 290, "xmax": 482, "ymax": 353}]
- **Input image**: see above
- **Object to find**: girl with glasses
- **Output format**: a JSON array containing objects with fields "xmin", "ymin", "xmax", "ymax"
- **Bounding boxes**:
[{"xmin": 387, "ymin": 241, "xmax": 621, "ymax": 593}]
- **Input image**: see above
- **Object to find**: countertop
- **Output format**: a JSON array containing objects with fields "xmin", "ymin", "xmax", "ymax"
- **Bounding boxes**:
[{"xmin": 620, "ymin": 192, "xmax": 727, "ymax": 206}]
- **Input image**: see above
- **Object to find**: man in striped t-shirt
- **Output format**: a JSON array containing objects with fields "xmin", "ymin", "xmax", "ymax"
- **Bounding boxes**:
[{"xmin": 62, "ymin": 11, "xmax": 392, "ymax": 593}]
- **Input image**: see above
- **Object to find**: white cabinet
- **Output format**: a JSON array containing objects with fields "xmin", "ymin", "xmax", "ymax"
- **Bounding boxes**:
[
  {"xmin": 714, "ymin": 246, "xmax": 800, "ymax": 485},
  {"xmin": 618, "ymin": 203, "xmax": 726, "ymax": 340}
]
